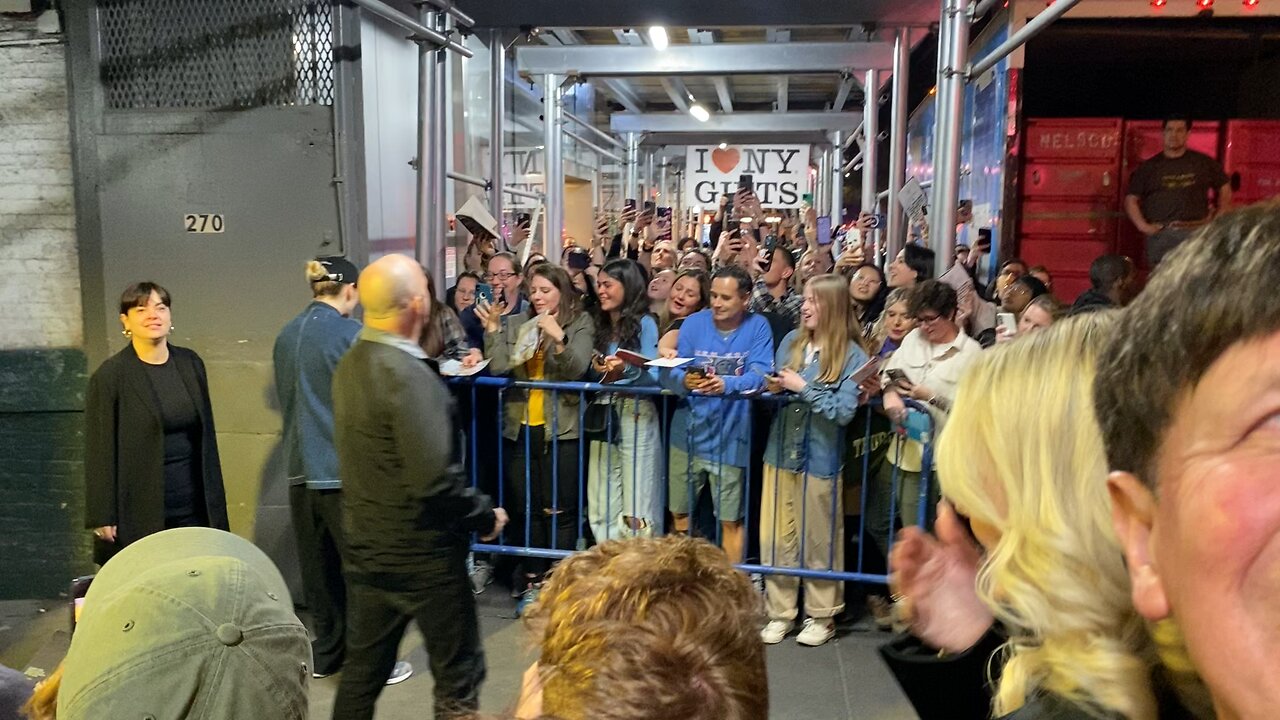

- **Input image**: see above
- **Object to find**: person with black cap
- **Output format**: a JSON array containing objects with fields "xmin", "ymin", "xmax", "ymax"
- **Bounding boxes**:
[{"xmin": 272, "ymin": 257, "xmax": 414, "ymax": 685}]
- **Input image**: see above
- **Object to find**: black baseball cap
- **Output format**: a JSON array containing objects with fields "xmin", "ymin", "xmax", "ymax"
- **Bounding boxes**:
[{"xmin": 315, "ymin": 256, "xmax": 360, "ymax": 285}]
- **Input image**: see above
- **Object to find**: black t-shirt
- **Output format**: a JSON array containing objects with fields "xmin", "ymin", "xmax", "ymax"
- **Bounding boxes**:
[
  {"xmin": 142, "ymin": 357, "xmax": 202, "ymax": 518},
  {"xmin": 1128, "ymin": 150, "xmax": 1228, "ymax": 224}
]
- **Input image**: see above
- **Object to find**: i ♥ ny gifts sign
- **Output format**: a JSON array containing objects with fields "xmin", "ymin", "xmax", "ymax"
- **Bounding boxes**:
[{"xmin": 685, "ymin": 144, "xmax": 811, "ymax": 209}]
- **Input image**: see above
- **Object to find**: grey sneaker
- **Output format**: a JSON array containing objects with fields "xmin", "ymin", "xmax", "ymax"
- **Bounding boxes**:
[
  {"xmin": 469, "ymin": 559, "xmax": 494, "ymax": 595},
  {"xmin": 385, "ymin": 660, "xmax": 414, "ymax": 686}
]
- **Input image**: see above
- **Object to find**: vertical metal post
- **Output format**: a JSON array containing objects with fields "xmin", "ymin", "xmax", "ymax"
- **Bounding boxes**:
[
  {"xmin": 625, "ymin": 132, "xmax": 640, "ymax": 203},
  {"xmin": 489, "ymin": 29, "xmax": 505, "ymax": 226},
  {"xmin": 429, "ymin": 13, "xmax": 449, "ymax": 292},
  {"xmin": 886, "ymin": 27, "xmax": 910, "ymax": 263},
  {"xmin": 644, "ymin": 150, "xmax": 655, "ymax": 203},
  {"xmin": 414, "ymin": 9, "xmax": 437, "ymax": 270},
  {"xmin": 829, "ymin": 131, "xmax": 845, "ymax": 225},
  {"xmin": 543, "ymin": 73, "xmax": 564, "ymax": 262},
  {"xmin": 860, "ymin": 68, "xmax": 880, "ymax": 224},
  {"xmin": 817, "ymin": 148, "xmax": 830, "ymax": 216},
  {"xmin": 931, "ymin": 0, "xmax": 970, "ymax": 274},
  {"xmin": 659, "ymin": 158, "xmax": 668, "ymax": 207}
]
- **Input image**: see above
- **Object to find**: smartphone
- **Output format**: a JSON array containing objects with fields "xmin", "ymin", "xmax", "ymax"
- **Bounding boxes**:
[
  {"xmin": 815, "ymin": 216, "xmax": 833, "ymax": 246},
  {"xmin": 642, "ymin": 200, "xmax": 656, "ymax": 215},
  {"xmin": 516, "ymin": 212, "xmax": 532, "ymax": 229},
  {"xmin": 685, "ymin": 366, "xmax": 707, "ymax": 380},
  {"xmin": 886, "ymin": 368, "xmax": 910, "ymax": 387},
  {"xmin": 997, "ymin": 312, "xmax": 1018, "ymax": 335},
  {"xmin": 850, "ymin": 356, "xmax": 882, "ymax": 385},
  {"xmin": 738, "ymin": 174, "xmax": 754, "ymax": 194},
  {"xmin": 801, "ymin": 192, "xmax": 814, "ymax": 207},
  {"xmin": 865, "ymin": 213, "xmax": 887, "ymax": 230},
  {"xmin": 476, "ymin": 283, "xmax": 494, "ymax": 305},
  {"xmin": 723, "ymin": 198, "xmax": 735, "ymax": 219},
  {"xmin": 761, "ymin": 235, "xmax": 778, "ymax": 271}
]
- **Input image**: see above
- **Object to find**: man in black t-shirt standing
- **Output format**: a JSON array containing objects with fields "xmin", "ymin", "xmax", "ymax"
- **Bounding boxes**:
[{"xmin": 1124, "ymin": 115, "xmax": 1231, "ymax": 268}]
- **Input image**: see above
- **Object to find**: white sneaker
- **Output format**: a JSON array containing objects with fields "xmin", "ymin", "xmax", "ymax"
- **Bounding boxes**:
[
  {"xmin": 796, "ymin": 618, "xmax": 836, "ymax": 647},
  {"xmin": 760, "ymin": 619, "xmax": 794, "ymax": 645},
  {"xmin": 385, "ymin": 661, "xmax": 414, "ymax": 686}
]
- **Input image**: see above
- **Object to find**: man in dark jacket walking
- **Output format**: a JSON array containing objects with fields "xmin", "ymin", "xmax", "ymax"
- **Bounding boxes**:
[{"xmin": 330, "ymin": 254, "xmax": 507, "ymax": 720}]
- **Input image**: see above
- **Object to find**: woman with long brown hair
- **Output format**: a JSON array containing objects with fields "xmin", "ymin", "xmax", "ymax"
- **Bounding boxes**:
[
  {"xmin": 759, "ymin": 274, "xmax": 869, "ymax": 648},
  {"xmin": 479, "ymin": 263, "xmax": 594, "ymax": 598}
]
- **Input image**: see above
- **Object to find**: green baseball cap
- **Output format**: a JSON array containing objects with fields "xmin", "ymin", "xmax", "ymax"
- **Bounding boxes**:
[{"xmin": 58, "ymin": 528, "xmax": 311, "ymax": 719}]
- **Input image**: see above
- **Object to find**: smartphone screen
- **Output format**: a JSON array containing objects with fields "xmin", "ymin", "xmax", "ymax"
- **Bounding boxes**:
[
  {"xmin": 815, "ymin": 216, "xmax": 833, "ymax": 246},
  {"xmin": 476, "ymin": 283, "xmax": 494, "ymax": 305},
  {"xmin": 624, "ymin": 199, "xmax": 637, "ymax": 214},
  {"xmin": 997, "ymin": 312, "xmax": 1018, "ymax": 335}
]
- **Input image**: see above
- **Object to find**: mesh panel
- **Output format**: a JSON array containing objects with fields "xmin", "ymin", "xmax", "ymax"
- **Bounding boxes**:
[{"xmin": 98, "ymin": 0, "xmax": 334, "ymax": 109}]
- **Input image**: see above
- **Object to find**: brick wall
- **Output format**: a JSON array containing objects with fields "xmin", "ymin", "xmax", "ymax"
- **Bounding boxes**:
[{"xmin": 0, "ymin": 14, "xmax": 92, "ymax": 599}]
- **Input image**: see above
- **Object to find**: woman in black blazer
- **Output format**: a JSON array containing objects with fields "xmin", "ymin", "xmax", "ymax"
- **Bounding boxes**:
[{"xmin": 85, "ymin": 282, "xmax": 228, "ymax": 565}]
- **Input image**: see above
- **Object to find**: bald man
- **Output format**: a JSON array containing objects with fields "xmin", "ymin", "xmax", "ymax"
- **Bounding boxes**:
[{"xmin": 331, "ymin": 254, "xmax": 507, "ymax": 720}]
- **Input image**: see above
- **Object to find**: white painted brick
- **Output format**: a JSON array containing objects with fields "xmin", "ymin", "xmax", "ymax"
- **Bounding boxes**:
[{"xmin": 0, "ymin": 38, "xmax": 81, "ymax": 351}]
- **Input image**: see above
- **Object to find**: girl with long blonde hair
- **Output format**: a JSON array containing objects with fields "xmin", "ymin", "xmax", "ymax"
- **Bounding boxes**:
[
  {"xmin": 927, "ymin": 312, "xmax": 1160, "ymax": 718},
  {"xmin": 758, "ymin": 274, "xmax": 869, "ymax": 648}
]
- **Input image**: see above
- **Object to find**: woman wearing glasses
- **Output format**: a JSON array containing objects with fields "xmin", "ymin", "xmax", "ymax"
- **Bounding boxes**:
[
  {"xmin": 460, "ymin": 252, "xmax": 526, "ymax": 350},
  {"xmin": 864, "ymin": 280, "xmax": 982, "ymax": 562}
]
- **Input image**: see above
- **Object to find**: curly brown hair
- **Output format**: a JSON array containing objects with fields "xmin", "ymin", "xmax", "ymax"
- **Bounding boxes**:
[{"xmin": 522, "ymin": 536, "xmax": 767, "ymax": 720}]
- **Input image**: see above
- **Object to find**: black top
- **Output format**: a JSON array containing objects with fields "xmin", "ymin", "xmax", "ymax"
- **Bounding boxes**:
[
  {"xmin": 333, "ymin": 338, "xmax": 496, "ymax": 575},
  {"xmin": 141, "ymin": 356, "xmax": 202, "ymax": 518},
  {"xmin": 1128, "ymin": 150, "xmax": 1228, "ymax": 224}
]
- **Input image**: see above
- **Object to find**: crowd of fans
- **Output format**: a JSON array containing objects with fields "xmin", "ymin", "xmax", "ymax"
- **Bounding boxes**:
[{"xmin": 39, "ymin": 192, "xmax": 1276, "ymax": 720}]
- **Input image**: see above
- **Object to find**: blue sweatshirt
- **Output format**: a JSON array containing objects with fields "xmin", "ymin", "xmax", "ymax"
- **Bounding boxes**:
[
  {"xmin": 660, "ymin": 309, "xmax": 775, "ymax": 468},
  {"xmin": 273, "ymin": 301, "xmax": 361, "ymax": 489}
]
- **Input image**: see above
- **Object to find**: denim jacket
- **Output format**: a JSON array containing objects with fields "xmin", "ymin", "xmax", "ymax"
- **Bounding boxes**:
[{"xmin": 763, "ymin": 330, "xmax": 867, "ymax": 478}]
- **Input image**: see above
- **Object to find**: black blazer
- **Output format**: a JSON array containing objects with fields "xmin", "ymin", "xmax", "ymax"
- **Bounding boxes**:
[{"xmin": 84, "ymin": 343, "xmax": 228, "ymax": 564}]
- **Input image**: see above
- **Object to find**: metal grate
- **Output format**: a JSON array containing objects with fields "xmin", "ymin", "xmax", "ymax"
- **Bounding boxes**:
[{"xmin": 98, "ymin": 0, "xmax": 334, "ymax": 109}]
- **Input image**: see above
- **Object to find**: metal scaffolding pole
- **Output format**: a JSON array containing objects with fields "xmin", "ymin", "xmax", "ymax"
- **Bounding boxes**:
[
  {"xmin": 644, "ymin": 150, "xmax": 655, "ymax": 202},
  {"xmin": 860, "ymin": 68, "xmax": 880, "ymax": 223},
  {"xmin": 817, "ymin": 149, "xmax": 830, "ymax": 218},
  {"xmin": 489, "ymin": 29, "xmax": 504, "ymax": 227},
  {"xmin": 829, "ymin": 130, "xmax": 845, "ymax": 225},
  {"xmin": 886, "ymin": 27, "xmax": 910, "ymax": 263},
  {"xmin": 349, "ymin": 0, "xmax": 472, "ymax": 56},
  {"xmin": 427, "ymin": 14, "xmax": 449, "ymax": 292},
  {"xmin": 659, "ymin": 158, "xmax": 668, "ymax": 207},
  {"xmin": 543, "ymin": 73, "xmax": 565, "ymax": 262},
  {"xmin": 931, "ymin": 0, "xmax": 970, "ymax": 274},
  {"xmin": 968, "ymin": 0, "xmax": 1081, "ymax": 81},
  {"xmin": 625, "ymin": 133, "xmax": 640, "ymax": 203},
  {"xmin": 414, "ymin": 9, "xmax": 437, "ymax": 271},
  {"xmin": 564, "ymin": 110, "xmax": 625, "ymax": 148}
]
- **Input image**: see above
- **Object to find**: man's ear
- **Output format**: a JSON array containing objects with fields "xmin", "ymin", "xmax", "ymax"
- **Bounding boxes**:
[{"xmin": 1108, "ymin": 470, "xmax": 1171, "ymax": 621}]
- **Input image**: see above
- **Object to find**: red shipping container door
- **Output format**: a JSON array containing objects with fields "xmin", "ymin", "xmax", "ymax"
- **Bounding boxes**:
[
  {"xmin": 1118, "ymin": 121, "xmax": 1223, "ymax": 272},
  {"xmin": 1018, "ymin": 119, "xmax": 1124, "ymax": 303},
  {"xmin": 1223, "ymin": 120, "xmax": 1280, "ymax": 207}
]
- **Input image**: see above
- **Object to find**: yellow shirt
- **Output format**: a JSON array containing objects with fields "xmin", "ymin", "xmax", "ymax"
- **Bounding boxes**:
[{"xmin": 525, "ymin": 347, "xmax": 546, "ymax": 427}]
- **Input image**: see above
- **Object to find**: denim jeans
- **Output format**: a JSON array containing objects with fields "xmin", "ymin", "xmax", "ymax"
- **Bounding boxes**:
[{"xmin": 587, "ymin": 396, "xmax": 662, "ymax": 541}]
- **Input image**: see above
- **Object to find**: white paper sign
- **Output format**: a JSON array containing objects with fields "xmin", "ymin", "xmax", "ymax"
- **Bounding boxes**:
[
  {"xmin": 898, "ymin": 177, "xmax": 929, "ymax": 228},
  {"xmin": 685, "ymin": 144, "xmax": 811, "ymax": 208}
]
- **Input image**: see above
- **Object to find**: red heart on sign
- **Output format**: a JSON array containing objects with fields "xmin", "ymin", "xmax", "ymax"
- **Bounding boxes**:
[{"xmin": 711, "ymin": 146, "xmax": 740, "ymax": 174}]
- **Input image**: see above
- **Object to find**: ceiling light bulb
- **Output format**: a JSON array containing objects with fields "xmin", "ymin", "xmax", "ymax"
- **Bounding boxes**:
[
  {"xmin": 718, "ymin": 142, "xmax": 728, "ymax": 149},
  {"xmin": 689, "ymin": 103, "xmax": 710, "ymax": 122},
  {"xmin": 649, "ymin": 26, "xmax": 669, "ymax": 51}
]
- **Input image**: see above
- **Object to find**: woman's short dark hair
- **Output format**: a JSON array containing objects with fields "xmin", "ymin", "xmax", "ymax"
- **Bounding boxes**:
[
  {"xmin": 594, "ymin": 259, "xmax": 652, "ymax": 352},
  {"xmin": 1013, "ymin": 275, "xmax": 1050, "ymax": 299},
  {"xmin": 1095, "ymin": 202, "xmax": 1280, "ymax": 488},
  {"xmin": 907, "ymin": 279, "xmax": 958, "ymax": 319},
  {"xmin": 447, "ymin": 271, "xmax": 481, "ymax": 312},
  {"xmin": 902, "ymin": 244, "xmax": 936, "ymax": 282},
  {"xmin": 677, "ymin": 236, "xmax": 699, "ymax": 252},
  {"xmin": 119, "ymin": 282, "xmax": 171, "ymax": 315}
]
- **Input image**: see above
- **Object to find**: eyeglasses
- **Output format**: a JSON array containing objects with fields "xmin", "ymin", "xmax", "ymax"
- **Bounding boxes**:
[
  {"xmin": 484, "ymin": 271, "xmax": 518, "ymax": 281},
  {"xmin": 915, "ymin": 313, "xmax": 945, "ymax": 325}
]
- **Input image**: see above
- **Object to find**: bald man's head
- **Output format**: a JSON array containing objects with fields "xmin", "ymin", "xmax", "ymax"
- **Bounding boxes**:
[{"xmin": 359, "ymin": 254, "xmax": 430, "ymax": 336}]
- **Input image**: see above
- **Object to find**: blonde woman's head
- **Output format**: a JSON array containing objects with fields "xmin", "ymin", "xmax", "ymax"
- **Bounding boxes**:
[{"xmin": 938, "ymin": 311, "xmax": 1158, "ymax": 719}]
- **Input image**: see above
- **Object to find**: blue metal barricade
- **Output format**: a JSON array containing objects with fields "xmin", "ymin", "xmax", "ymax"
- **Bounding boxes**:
[{"xmin": 449, "ymin": 375, "xmax": 935, "ymax": 585}]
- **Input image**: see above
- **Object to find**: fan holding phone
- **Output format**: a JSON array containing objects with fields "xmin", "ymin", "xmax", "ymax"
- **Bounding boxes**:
[{"xmin": 866, "ymin": 281, "xmax": 984, "ymax": 560}]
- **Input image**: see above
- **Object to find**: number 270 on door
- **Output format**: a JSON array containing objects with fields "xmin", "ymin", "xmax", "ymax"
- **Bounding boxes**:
[{"xmin": 184, "ymin": 213, "xmax": 225, "ymax": 233}]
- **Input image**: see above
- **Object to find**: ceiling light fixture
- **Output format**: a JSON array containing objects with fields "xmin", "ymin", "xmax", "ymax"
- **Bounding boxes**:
[
  {"xmin": 649, "ymin": 26, "xmax": 669, "ymax": 51},
  {"xmin": 689, "ymin": 103, "xmax": 710, "ymax": 122}
]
